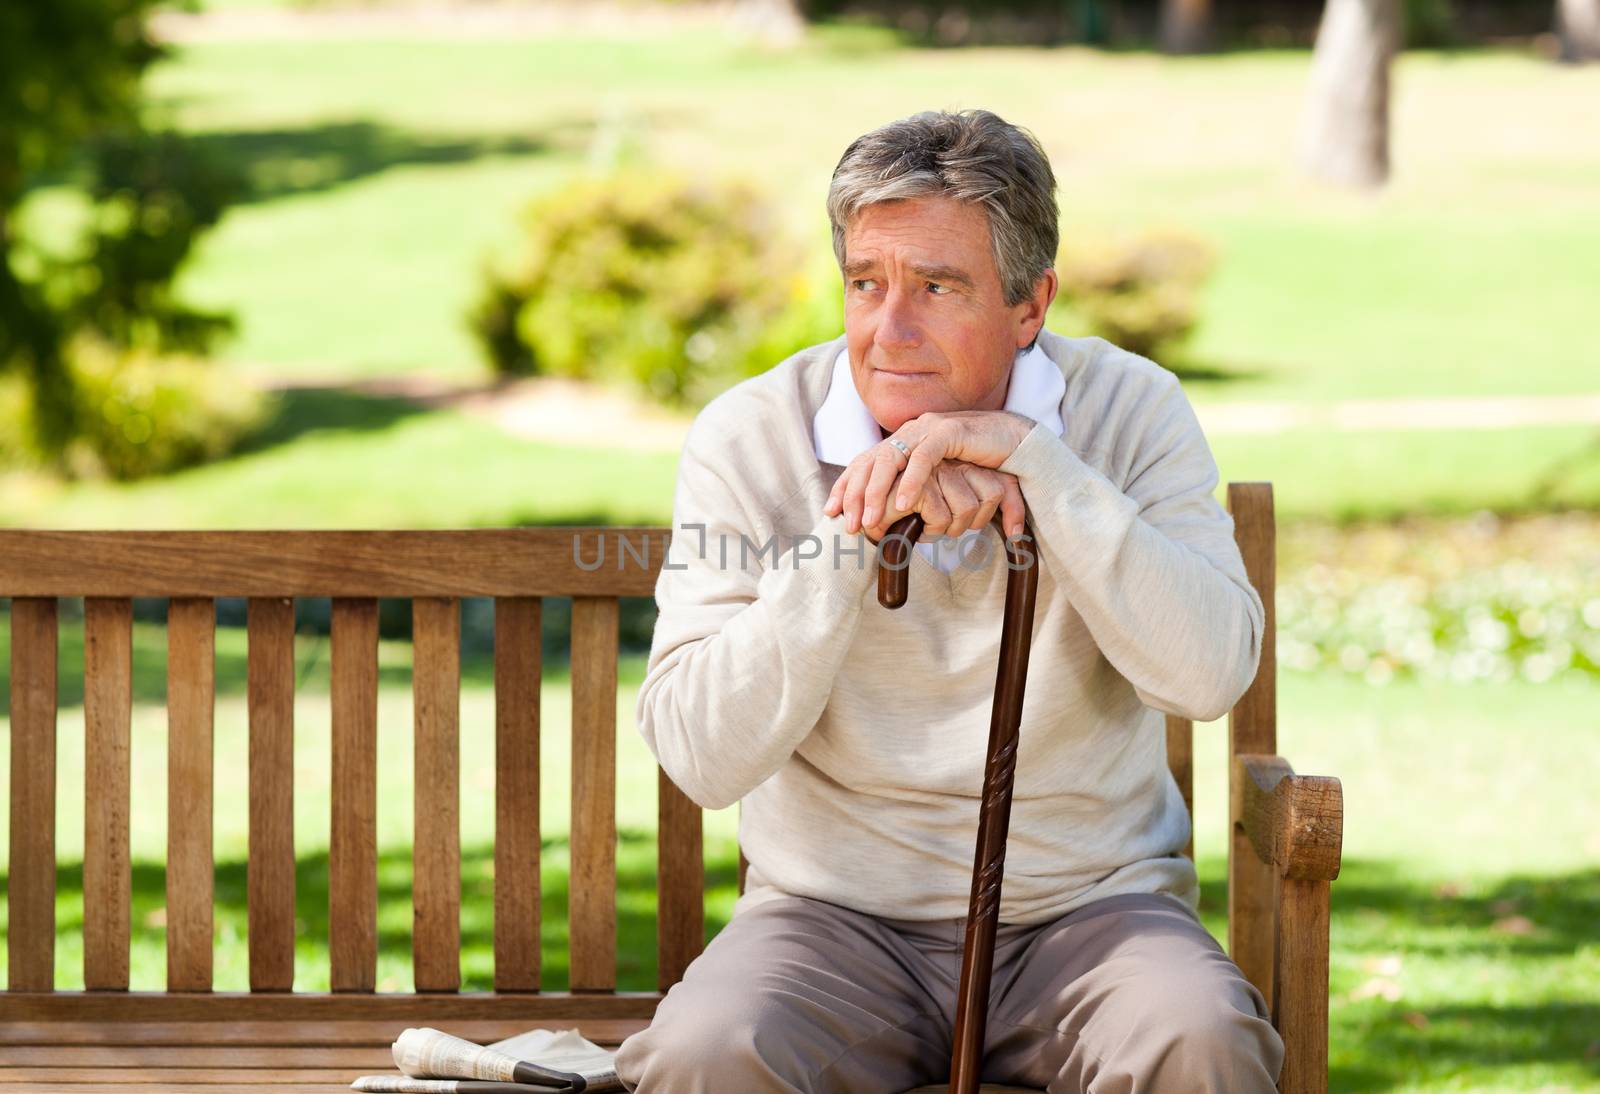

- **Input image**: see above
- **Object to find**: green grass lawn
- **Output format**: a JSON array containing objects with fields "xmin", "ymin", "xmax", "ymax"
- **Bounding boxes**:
[{"xmin": 1, "ymin": 611, "xmax": 1596, "ymax": 1090}]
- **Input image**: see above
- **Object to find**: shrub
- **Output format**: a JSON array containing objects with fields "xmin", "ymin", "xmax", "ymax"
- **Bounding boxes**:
[
  {"xmin": 68, "ymin": 128, "xmax": 242, "ymax": 358},
  {"xmin": 470, "ymin": 169, "xmax": 839, "ymax": 408},
  {"xmin": 53, "ymin": 334, "xmax": 277, "ymax": 481},
  {"xmin": 1054, "ymin": 226, "xmax": 1215, "ymax": 360},
  {"xmin": 0, "ymin": 373, "xmax": 36, "ymax": 470}
]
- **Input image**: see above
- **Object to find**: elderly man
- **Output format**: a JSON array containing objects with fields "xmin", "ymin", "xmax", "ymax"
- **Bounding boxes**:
[{"xmin": 613, "ymin": 109, "xmax": 1282, "ymax": 1093}]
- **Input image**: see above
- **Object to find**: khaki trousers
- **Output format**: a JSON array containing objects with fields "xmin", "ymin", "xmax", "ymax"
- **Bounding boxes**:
[{"xmin": 614, "ymin": 889, "xmax": 1283, "ymax": 1093}]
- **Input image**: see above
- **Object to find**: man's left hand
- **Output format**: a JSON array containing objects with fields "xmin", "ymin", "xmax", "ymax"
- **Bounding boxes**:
[{"xmin": 824, "ymin": 409, "xmax": 1036, "ymax": 539}]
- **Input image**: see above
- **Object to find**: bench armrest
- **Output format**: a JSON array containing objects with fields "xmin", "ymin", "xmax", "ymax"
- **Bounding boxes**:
[{"xmin": 1231, "ymin": 754, "xmax": 1343, "ymax": 881}]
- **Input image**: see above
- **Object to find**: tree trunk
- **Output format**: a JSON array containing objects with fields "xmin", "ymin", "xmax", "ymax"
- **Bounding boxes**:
[
  {"xmin": 1556, "ymin": 0, "xmax": 1600, "ymax": 61},
  {"xmin": 1159, "ymin": 0, "xmax": 1213, "ymax": 53},
  {"xmin": 734, "ymin": 0, "xmax": 806, "ymax": 46},
  {"xmin": 1299, "ymin": 0, "xmax": 1403, "ymax": 188}
]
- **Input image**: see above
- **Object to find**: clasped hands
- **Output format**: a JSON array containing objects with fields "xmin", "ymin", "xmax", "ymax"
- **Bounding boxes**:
[{"xmin": 823, "ymin": 409, "xmax": 1037, "ymax": 547}]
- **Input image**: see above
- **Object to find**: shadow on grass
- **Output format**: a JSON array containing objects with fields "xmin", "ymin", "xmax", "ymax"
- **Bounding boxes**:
[
  {"xmin": 0, "ymin": 830, "xmax": 740, "ymax": 995},
  {"xmin": 185, "ymin": 121, "xmax": 574, "ymax": 206},
  {"xmin": 812, "ymin": 18, "xmax": 1496, "ymax": 57},
  {"xmin": 1198, "ymin": 858, "xmax": 1600, "ymax": 959},
  {"xmin": 26, "ymin": 119, "xmax": 588, "ymax": 207},
  {"xmin": 229, "ymin": 387, "xmax": 436, "ymax": 456},
  {"xmin": 1161, "ymin": 350, "xmax": 1276, "ymax": 387},
  {"xmin": 1198, "ymin": 857, "xmax": 1600, "ymax": 1090}
]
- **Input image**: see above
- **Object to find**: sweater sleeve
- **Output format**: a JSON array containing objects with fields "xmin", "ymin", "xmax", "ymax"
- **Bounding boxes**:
[
  {"xmin": 998, "ymin": 376, "xmax": 1264, "ymax": 723},
  {"xmin": 634, "ymin": 437, "xmax": 882, "ymax": 810}
]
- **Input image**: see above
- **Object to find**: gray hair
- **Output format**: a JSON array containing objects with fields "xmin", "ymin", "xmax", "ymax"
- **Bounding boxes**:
[{"xmin": 826, "ymin": 109, "xmax": 1059, "ymax": 308}]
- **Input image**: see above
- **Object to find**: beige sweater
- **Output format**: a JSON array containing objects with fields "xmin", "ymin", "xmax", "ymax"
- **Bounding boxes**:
[{"xmin": 635, "ymin": 328, "xmax": 1264, "ymax": 925}]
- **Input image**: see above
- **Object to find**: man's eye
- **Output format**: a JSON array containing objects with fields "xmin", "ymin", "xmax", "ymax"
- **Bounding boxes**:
[
  {"xmin": 852, "ymin": 278, "xmax": 879, "ymax": 292},
  {"xmin": 926, "ymin": 282, "xmax": 950, "ymax": 295}
]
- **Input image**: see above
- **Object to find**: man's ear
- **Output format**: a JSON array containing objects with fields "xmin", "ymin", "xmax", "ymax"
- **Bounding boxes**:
[{"xmin": 1015, "ymin": 269, "xmax": 1059, "ymax": 350}]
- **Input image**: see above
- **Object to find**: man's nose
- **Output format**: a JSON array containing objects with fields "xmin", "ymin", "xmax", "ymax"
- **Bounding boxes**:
[{"xmin": 874, "ymin": 286, "xmax": 921, "ymax": 350}]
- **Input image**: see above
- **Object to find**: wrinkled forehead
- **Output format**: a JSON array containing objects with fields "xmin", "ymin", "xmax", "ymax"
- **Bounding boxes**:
[{"xmin": 839, "ymin": 196, "xmax": 998, "ymax": 278}]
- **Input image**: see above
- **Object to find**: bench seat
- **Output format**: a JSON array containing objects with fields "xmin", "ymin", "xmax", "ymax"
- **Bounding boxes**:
[
  {"xmin": 0, "ymin": 1002, "xmax": 1041, "ymax": 1092},
  {"xmin": 0, "ymin": 1013, "xmax": 648, "ymax": 1092},
  {"xmin": 0, "ymin": 1015, "xmax": 1037, "ymax": 1092}
]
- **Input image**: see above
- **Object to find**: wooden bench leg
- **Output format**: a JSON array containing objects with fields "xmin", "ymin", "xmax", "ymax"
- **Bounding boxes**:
[{"xmin": 1272, "ymin": 876, "xmax": 1330, "ymax": 1094}]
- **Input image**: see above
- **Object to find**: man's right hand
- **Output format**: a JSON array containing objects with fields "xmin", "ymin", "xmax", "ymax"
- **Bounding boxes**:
[{"xmin": 826, "ymin": 451, "xmax": 1026, "ymax": 547}]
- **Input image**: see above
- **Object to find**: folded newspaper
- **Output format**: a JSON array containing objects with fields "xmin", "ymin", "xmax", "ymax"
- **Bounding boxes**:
[{"xmin": 350, "ymin": 1025, "xmax": 625, "ymax": 1093}]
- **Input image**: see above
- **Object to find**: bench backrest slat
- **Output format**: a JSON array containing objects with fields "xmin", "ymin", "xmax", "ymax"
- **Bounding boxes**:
[
  {"xmin": 1165, "ymin": 713, "xmax": 1195, "ymax": 861},
  {"xmin": 166, "ymin": 596, "xmax": 216, "ymax": 992},
  {"xmin": 330, "ymin": 596, "xmax": 380, "ymax": 993},
  {"xmin": 569, "ymin": 596, "xmax": 618, "ymax": 993},
  {"xmin": 84, "ymin": 597, "xmax": 133, "ymax": 991},
  {"xmin": 1227, "ymin": 483, "xmax": 1279, "ymax": 1004},
  {"xmin": 413, "ymin": 596, "xmax": 463, "ymax": 993},
  {"xmin": 8, "ymin": 597, "xmax": 59, "ymax": 991},
  {"xmin": 247, "ymin": 596, "xmax": 298, "ymax": 992},
  {"xmin": 492, "ymin": 595, "xmax": 542, "ymax": 993},
  {"xmin": 1230, "ymin": 483, "xmax": 1277, "ymax": 756},
  {"xmin": 657, "ymin": 770, "xmax": 704, "ymax": 992}
]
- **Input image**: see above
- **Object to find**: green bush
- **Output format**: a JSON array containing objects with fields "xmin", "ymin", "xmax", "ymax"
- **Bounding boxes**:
[
  {"xmin": 67, "ymin": 128, "xmax": 243, "ymax": 358},
  {"xmin": 470, "ymin": 169, "xmax": 840, "ymax": 408},
  {"xmin": 0, "ymin": 373, "xmax": 36, "ymax": 470},
  {"xmin": 3, "ymin": 0, "xmax": 245, "ymax": 464},
  {"xmin": 45, "ymin": 335, "xmax": 277, "ymax": 481},
  {"xmin": 1403, "ymin": 0, "xmax": 1458, "ymax": 49},
  {"xmin": 1055, "ymin": 227, "xmax": 1216, "ymax": 360}
]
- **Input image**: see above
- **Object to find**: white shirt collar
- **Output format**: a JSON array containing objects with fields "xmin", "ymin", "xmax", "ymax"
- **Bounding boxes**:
[{"xmin": 812, "ymin": 337, "xmax": 1066, "ymax": 466}]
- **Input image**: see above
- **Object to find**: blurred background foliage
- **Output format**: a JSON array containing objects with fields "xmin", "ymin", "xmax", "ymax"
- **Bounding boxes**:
[
  {"xmin": 469, "ymin": 167, "xmax": 843, "ymax": 406},
  {"xmin": 1, "ymin": 0, "xmax": 263, "ymax": 475},
  {"xmin": 1053, "ymin": 226, "xmax": 1215, "ymax": 359}
]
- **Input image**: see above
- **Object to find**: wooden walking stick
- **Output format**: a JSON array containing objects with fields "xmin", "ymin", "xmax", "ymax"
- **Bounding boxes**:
[{"xmin": 877, "ymin": 511, "xmax": 1041, "ymax": 1094}]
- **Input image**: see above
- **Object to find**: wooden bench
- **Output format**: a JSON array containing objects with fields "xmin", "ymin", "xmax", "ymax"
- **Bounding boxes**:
[{"xmin": 1, "ymin": 481, "xmax": 1342, "ymax": 1093}]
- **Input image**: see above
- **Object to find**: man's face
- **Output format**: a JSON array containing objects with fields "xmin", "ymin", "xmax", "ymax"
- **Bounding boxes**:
[{"xmin": 841, "ymin": 195, "xmax": 1038, "ymax": 434}]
